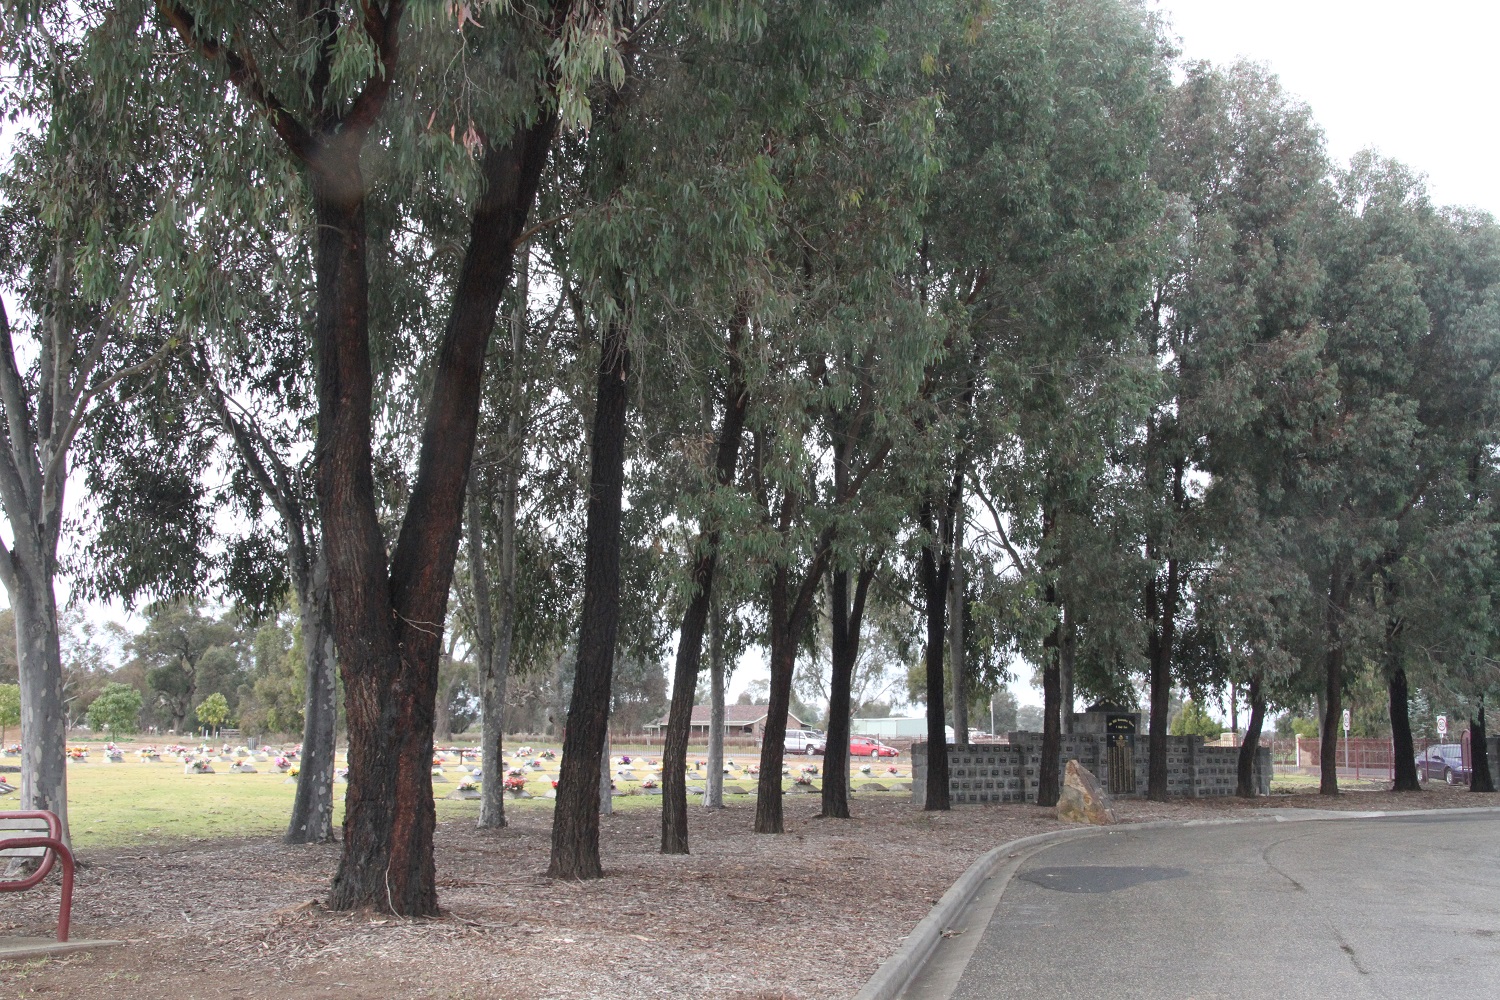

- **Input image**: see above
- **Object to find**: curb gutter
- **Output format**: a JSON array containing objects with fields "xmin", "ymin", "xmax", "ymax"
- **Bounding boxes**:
[{"xmin": 850, "ymin": 804, "xmax": 1500, "ymax": 1000}]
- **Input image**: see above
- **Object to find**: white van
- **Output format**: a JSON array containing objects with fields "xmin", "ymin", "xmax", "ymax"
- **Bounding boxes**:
[{"xmin": 783, "ymin": 729, "xmax": 825, "ymax": 755}]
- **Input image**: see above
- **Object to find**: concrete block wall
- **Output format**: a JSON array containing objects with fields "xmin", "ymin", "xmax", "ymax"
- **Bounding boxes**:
[{"xmin": 912, "ymin": 737, "xmax": 1272, "ymax": 803}]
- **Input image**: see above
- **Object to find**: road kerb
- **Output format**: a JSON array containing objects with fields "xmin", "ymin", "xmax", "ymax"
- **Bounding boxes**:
[{"xmin": 851, "ymin": 804, "xmax": 1500, "ymax": 1000}]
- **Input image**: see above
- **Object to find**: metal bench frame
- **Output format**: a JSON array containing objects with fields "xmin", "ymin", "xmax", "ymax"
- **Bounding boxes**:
[{"xmin": 1, "ymin": 810, "xmax": 75, "ymax": 942}]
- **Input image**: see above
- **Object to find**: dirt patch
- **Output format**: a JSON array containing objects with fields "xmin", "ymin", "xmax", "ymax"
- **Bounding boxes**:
[{"xmin": 4, "ymin": 784, "xmax": 1489, "ymax": 999}]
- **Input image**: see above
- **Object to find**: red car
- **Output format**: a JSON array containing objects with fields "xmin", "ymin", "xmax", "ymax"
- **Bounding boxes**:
[{"xmin": 850, "ymin": 736, "xmax": 900, "ymax": 758}]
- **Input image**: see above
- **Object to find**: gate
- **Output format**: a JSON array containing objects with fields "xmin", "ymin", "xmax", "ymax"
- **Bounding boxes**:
[{"xmin": 1108, "ymin": 737, "xmax": 1136, "ymax": 794}]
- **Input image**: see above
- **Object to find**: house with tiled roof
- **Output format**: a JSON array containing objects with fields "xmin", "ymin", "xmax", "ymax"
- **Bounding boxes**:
[{"xmin": 644, "ymin": 704, "xmax": 808, "ymax": 740}]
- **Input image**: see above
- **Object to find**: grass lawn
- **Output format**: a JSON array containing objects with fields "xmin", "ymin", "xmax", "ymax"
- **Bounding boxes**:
[
  {"xmin": 1269, "ymin": 770, "xmax": 1389, "ymax": 794},
  {"xmin": 43, "ymin": 747, "xmax": 910, "ymax": 849}
]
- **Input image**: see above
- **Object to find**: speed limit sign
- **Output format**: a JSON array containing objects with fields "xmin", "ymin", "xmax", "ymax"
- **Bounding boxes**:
[
  {"xmin": 1341, "ymin": 708, "xmax": 1350, "ymax": 734},
  {"xmin": 1438, "ymin": 714, "xmax": 1448, "ymax": 737}
]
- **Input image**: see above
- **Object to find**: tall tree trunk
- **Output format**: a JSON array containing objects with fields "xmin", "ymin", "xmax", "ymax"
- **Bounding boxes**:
[
  {"xmin": 705, "ymin": 594, "xmax": 726, "ymax": 810},
  {"xmin": 1145, "ymin": 555, "xmax": 1180, "ymax": 802},
  {"xmin": 1039, "ymin": 582, "xmax": 1063, "ymax": 808},
  {"xmin": 1318, "ymin": 564, "xmax": 1350, "ymax": 797},
  {"xmin": 1059, "ymin": 600, "xmax": 1076, "ymax": 736},
  {"xmin": 755, "ymin": 570, "xmax": 798, "ymax": 834},
  {"xmin": 1388, "ymin": 668, "xmax": 1419, "ymax": 792},
  {"xmin": 599, "ymin": 727, "xmax": 613, "ymax": 817},
  {"xmin": 478, "ymin": 259, "xmax": 526, "ymax": 830},
  {"xmin": 920, "ymin": 501, "xmax": 951, "ymax": 811},
  {"xmin": 1471, "ymin": 698, "xmax": 1494, "ymax": 793},
  {"xmin": 661, "ymin": 340, "xmax": 747, "ymax": 854},
  {"xmin": 287, "ymin": 550, "xmax": 337, "ymax": 843},
  {"xmin": 1383, "ymin": 571, "xmax": 1419, "ymax": 792},
  {"xmin": 324, "ymin": 116, "xmax": 557, "ymax": 914},
  {"xmin": 548, "ymin": 318, "xmax": 629, "ymax": 879},
  {"xmin": 822, "ymin": 562, "xmax": 873, "ymax": 820},
  {"xmin": 949, "ymin": 531, "xmax": 969, "ymax": 749},
  {"xmin": 9, "ymin": 571, "xmax": 68, "ymax": 838},
  {"xmin": 315, "ymin": 176, "xmax": 440, "ymax": 916},
  {"xmin": 1236, "ymin": 671, "xmax": 1265, "ymax": 798}
]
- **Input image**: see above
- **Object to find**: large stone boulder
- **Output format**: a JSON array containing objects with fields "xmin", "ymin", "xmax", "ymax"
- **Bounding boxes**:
[{"xmin": 1056, "ymin": 759, "xmax": 1115, "ymax": 825}]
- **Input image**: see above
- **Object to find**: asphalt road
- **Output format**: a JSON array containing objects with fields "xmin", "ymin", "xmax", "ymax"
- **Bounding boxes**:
[{"xmin": 902, "ymin": 812, "xmax": 1500, "ymax": 1000}]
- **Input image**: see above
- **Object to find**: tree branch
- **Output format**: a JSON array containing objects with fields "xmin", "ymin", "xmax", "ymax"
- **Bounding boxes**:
[
  {"xmin": 156, "ymin": 1, "xmax": 318, "ymax": 161},
  {"xmin": 0, "ymin": 296, "xmax": 40, "ymax": 510}
]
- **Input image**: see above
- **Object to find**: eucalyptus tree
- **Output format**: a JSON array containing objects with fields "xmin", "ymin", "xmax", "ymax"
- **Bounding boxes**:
[
  {"xmin": 738, "ymin": 40, "xmax": 942, "ymax": 836},
  {"xmin": 0, "ymin": 10, "xmax": 183, "ymax": 836},
  {"xmin": 922, "ymin": 0, "xmax": 1166, "ymax": 808},
  {"xmin": 1351, "ymin": 203, "xmax": 1500, "ymax": 792},
  {"xmin": 1287, "ymin": 156, "xmax": 1500, "ymax": 795},
  {"xmin": 1137, "ymin": 61, "xmax": 1329, "ymax": 799},
  {"xmin": 146, "ymin": 0, "xmax": 632, "ymax": 912}
]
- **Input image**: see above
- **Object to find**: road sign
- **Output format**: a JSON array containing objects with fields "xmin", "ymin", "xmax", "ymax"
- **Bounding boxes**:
[
  {"xmin": 1342, "ymin": 708, "xmax": 1351, "ymax": 734},
  {"xmin": 1438, "ymin": 714, "xmax": 1448, "ymax": 737}
]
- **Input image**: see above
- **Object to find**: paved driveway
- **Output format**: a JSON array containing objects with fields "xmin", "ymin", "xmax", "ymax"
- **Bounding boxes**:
[{"xmin": 903, "ymin": 812, "xmax": 1500, "ymax": 1000}]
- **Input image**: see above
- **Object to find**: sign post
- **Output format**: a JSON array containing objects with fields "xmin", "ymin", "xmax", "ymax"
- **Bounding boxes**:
[
  {"xmin": 1342, "ymin": 708, "xmax": 1351, "ymax": 772},
  {"xmin": 1438, "ymin": 714, "xmax": 1448, "ymax": 739}
]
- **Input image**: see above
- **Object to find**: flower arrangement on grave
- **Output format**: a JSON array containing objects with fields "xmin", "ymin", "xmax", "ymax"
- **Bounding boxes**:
[
  {"xmin": 506, "ymin": 766, "xmax": 525, "ymax": 778},
  {"xmin": 859, "ymin": 764, "xmax": 872, "ymax": 774},
  {"xmin": 540, "ymin": 749, "xmax": 556, "ymax": 760},
  {"xmin": 886, "ymin": 766, "xmax": 900, "ymax": 775},
  {"xmin": 68, "ymin": 746, "xmax": 88, "ymax": 760},
  {"xmin": 289, "ymin": 765, "xmax": 300, "ymax": 777},
  {"xmin": 748, "ymin": 764, "xmax": 760, "ymax": 776},
  {"xmin": 517, "ymin": 745, "xmax": 535, "ymax": 757},
  {"xmin": 503, "ymin": 775, "xmax": 527, "ymax": 793},
  {"xmin": 529, "ymin": 759, "xmax": 545, "ymax": 770},
  {"xmin": 800, "ymin": 765, "xmax": 819, "ymax": 776},
  {"xmin": 432, "ymin": 755, "xmax": 446, "ymax": 767},
  {"xmin": 551, "ymin": 779, "xmax": 559, "ymax": 789},
  {"xmin": 4, "ymin": 743, "xmax": 20, "ymax": 755},
  {"xmin": 274, "ymin": 756, "xmax": 291, "ymax": 772},
  {"xmin": 619, "ymin": 755, "xmax": 631, "ymax": 765},
  {"xmin": 189, "ymin": 758, "xmax": 214, "ymax": 773},
  {"xmin": 640, "ymin": 778, "xmax": 657, "ymax": 789},
  {"xmin": 458, "ymin": 779, "xmax": 480, "ymax": 792},
  {"xmin": 793, "ymin": 774, "xmax": 813, "ymax": 786}
]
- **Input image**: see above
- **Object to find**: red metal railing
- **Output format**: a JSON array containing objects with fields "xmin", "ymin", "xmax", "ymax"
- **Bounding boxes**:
[{"xmin": 1, "ymin": 810, "xmax": 74, "ymax": 942}]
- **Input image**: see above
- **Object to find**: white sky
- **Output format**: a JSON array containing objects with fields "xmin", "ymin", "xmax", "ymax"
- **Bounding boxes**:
[{"xmin": 1151, "ymin": 0, "xmax": 1500, "ymax": 217}]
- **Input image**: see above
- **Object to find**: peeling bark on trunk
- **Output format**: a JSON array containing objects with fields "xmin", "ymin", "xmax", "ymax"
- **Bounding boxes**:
[
  {"xmin": 1236, "ymin": 671, "xmax": 1265, "ymax": 798},
  {"xmin": 548, "ymin": 319, "xmax": 629, "ymax": 879},
  {"xmin": 662, "ymin": 340, "xmax": 747, "ymax": 854}
]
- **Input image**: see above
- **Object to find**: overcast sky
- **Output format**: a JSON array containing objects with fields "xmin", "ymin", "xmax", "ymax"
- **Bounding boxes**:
[{"xmin": 1151, "ymin": 0, "xmax": 1500, "ymax": 216}]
